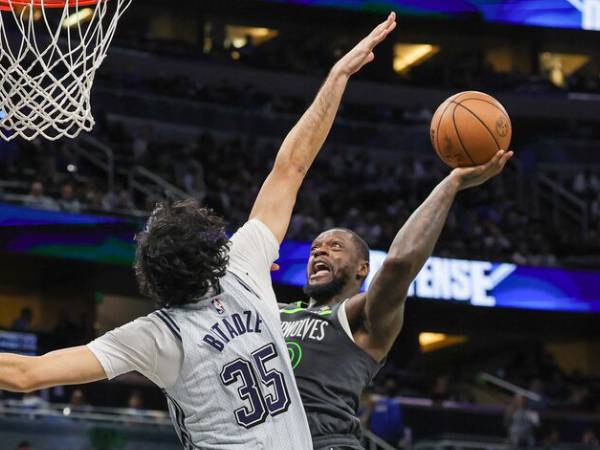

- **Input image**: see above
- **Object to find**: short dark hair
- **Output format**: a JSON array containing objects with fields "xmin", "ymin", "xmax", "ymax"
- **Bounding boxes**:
[
  {"xmin": 333, "ymin": 228, "xmax": 370, "ymax": 262},
  {"xmin": 134, "ymin": 199, "xmax": 230, "ymax": 308}
]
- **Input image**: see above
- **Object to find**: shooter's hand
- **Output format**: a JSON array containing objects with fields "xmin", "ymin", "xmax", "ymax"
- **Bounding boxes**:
[{"xmin": 450, "ymin": 150, "xmax": 514, "ymax": 191}]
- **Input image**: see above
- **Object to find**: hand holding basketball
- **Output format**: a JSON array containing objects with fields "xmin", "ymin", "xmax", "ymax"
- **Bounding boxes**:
[
  {"xmin": 333, "ymin": 12, "xmax": 397, "ymax": 77},
  {"xmin": 450, "ymin": 149, "xmax": 514, "ymax": 191},
  {"xmin": 430, "ymin": 91, "xmax": 512, "ymax": 168}
]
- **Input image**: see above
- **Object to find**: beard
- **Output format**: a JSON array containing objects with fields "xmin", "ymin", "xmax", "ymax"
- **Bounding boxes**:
[{"xmin": 303, "ymin": 270, "xmax": 350, "ymax": 304}]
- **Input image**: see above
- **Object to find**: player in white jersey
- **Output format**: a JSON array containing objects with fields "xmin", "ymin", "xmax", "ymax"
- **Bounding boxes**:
[{"xmin": 0, "ymin": 13, "xmax": 396, "ymax": 449}]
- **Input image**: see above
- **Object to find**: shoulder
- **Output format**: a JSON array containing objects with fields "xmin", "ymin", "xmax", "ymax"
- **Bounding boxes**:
[
  {"xmin": 279, "ymin": 301, "xmax": 309, "ymax": 315},
  {"xmin": 344, "ymin": 292, "xmax": 367, "ymax": 327},
  {"xmin": 148, "ymin": 309, "xmax": 182, "ymax": 342},
  {"xmin": 230, "ymin": 219, "xmax": 279, "ymax": 249},
  {"xmin": 92, "ymin": 314, "xmax": 179, "ymax": 348}
]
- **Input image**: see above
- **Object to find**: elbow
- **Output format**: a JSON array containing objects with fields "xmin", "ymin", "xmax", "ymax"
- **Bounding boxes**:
[
  {"xmin": 12, "ymin": 373, "xmax": 35, "ymax": 393},
  {"xmin": 19, "ymin": 376, "xmax": 39, "ymax": 394},
  {"xmin": 11, "ymin": 362, "xmax": 38, "ymax": 393},
  {"xmin": 273, "ymin": 156, "xmax": 308, "ymax": 179}
]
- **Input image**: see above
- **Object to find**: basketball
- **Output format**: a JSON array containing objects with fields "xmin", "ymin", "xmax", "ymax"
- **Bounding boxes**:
[{"xmin": 430, "ymin": 91, "xmax": 512, "ymax": 168}]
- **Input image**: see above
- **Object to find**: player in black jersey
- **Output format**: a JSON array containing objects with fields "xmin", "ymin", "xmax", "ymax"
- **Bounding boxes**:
[
  {"xmin": 279, "ymin": 41, "xmax": 515, "ymax": 450},
  {"xmin": 282, "ymin": 157, "xmax": 513, "ymax": 450}
]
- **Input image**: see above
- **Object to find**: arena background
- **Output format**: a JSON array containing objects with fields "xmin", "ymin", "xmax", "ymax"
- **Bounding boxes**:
[{"xmin": 1, "ymin": 0, "xmax": 599, "ymax": 449}]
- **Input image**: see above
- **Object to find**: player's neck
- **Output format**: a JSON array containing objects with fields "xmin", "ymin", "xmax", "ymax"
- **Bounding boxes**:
[{"xmin": 310, "ymin": 285, "xmax": 358, "ymax": 307}]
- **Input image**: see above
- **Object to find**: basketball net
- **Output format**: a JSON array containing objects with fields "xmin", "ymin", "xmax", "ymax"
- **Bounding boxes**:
[{"xmin": 0, "ymin": 0, "xmax": 132, "ymax": 141}]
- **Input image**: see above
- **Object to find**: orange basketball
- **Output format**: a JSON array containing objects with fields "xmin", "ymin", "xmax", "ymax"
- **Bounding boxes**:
[{"xmin": 430, "ymin": 91, "xmax": 512, "ymax": 168}]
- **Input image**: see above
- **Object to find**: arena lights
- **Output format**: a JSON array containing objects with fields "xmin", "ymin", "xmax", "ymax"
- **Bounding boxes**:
[
  {"xmin": 418, "ymin": 332, "xmax": 467, "ymax": 352},
  {"xmin": 61, "ymin": 7, "xmax": 93, "ymax": 28},
  {"xmin": 393, "ymin": 44, "xmax": 439, "ymax": 74},
  {"xmin": 264, "ymin": 0, "xmax": 600, "ymax": 32},
  {"xmin": 224, "ymin": 25, "xmax": 279, "ymax": 49}
]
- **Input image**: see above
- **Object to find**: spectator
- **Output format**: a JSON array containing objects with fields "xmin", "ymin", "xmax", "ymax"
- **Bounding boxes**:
[
  {"xmin": 22, "ymin": 181, "xmax": 58, "ymax": 211},
  {"xmin": 102, "ymin": 186, "xmax": 134, "ymax": 211},
  {"xmin": 69, "ymin": 389, "xmax": 86, "ymax": 407},
  {"xmin": 124, "ymin": 390, "xmax": 145, "ymax": 416},
  {"xmin": 582, "ymin": 429, "xmax": 600, "ymax": 449},
  {"xmin": 57, "ymin": 182, "xmax": 82, "ymax": 213},
  {"xmin": 431, "ymin": 375, "xmax": 451, "ymax": 405},
  {"xmin": 53, "ymin": 309, "xmax": 83, "ymax": 347},
  {"xmin": 20, "ymin": 391, "xmax": 58, "ymax": 418},
  {"xmin": 67, "ymin": 388, "xmax": 92, "ymax": 414},
  {"xmin": 127, "ymin": 390, "xmax": 143, "ymax": 409},
  {"xmin": 504, "ymin": 394, "xmax": 539, "ymax": 449},
  {"xmin": 11, "ymin": 307, "xmax": 34, "ymax": 331},
  {"xmin": 16, "ymin": 442, "xmax": 32, "ymax": 450}
]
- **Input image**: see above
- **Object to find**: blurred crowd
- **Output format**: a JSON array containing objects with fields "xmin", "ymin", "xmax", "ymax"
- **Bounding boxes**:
[
  {"xmin": 0, "ymin": 47, "xmax": 598, "ymax": 270},
  {"xmin": 359, "ymin": 344, "xmax": 600, "ymax": 449},
  {"xmin": 3, "ymin": 121, "xmax": 596, "ymax": 267},
  {"xmin": 1, "ymin": 126, "xmax": 598, "ymax": 269},
  {"xmin": 112, "ymin": 24, "xmax": 600, "ymax": 97}
]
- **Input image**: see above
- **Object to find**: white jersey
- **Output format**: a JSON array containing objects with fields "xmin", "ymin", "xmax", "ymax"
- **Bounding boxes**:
[{"xmin": 88, "ymin": 220, "xmax": 312, "ymax": 450}]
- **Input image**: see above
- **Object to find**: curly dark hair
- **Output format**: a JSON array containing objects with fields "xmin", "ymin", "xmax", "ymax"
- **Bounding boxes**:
[{"xmin": 134, "ymin": 199, "xmax": 230, "ymax": 308}]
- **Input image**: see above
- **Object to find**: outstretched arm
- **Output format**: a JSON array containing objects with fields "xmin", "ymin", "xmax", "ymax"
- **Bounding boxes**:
[
  {"xmin": 250, "ymin": 13, "xmax": 397, "ymax": 243},
  {"xmin": 359, "ymin": 150, "xmax": 513, "ymax": 361},
  {"xmin": 0, "ymin": 346, "xmax": 106, "ymax": 393}
]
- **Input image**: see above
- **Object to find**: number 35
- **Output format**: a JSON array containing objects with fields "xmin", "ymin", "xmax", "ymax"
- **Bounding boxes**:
[{"xmin": 220, "ymin": 343, "xmax": 291, "ymax": 429}]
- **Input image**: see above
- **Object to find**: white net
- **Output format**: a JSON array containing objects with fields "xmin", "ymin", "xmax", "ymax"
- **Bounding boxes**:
[{"xmin": 0, "ymin": 0, "xmax": 132, "ymax": 141}]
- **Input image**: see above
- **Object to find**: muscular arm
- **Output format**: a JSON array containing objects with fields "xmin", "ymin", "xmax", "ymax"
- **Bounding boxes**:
[
  {"xmin": 358, "ymin": 151, "xmax": 513, "ymax": 361},
  {"xmin": 0, "ymin": 346, "xmax": 106, "ymax": 393},
  {"xmin": 249, "ymin": 69, "xmax": 350, "ymax": 243},
  {"xmin": 250, "ymin": 13, "xmax": 397, "ymax": 243}
]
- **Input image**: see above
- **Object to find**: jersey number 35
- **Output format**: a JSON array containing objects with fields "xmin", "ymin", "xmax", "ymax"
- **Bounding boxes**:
[{"xmin": 220, "ymin": 343, "xmax": 291, "ymax": 429}]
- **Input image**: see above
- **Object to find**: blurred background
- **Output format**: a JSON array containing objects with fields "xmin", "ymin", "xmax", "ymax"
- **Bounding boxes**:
[{"xmin": 1, "ymin": 0, "xmax": 600, "ymax": 449}]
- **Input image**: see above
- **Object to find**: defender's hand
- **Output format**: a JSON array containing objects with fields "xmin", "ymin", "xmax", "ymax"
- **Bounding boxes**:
[
  {"xmin": 450, "ymin": 150, "xmax": 514, "ymax": 191},
  {"xmin": 333, "ymin": 12, "xmax": 397, "ymax": 77}
]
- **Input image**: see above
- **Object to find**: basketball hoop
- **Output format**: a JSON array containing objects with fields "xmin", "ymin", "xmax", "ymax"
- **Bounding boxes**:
[{"xmin": 0, "ymin": 0, "xmax": 132, "ymax": 141}]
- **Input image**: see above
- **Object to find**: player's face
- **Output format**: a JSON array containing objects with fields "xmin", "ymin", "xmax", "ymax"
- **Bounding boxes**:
[{"xmin": 306, "ymin": 230, "xmax": 357, "ymax": 289}]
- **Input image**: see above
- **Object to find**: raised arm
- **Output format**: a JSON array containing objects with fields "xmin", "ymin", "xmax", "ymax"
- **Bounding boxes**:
[
  {"xmin": 250, "ymin": 13, "xmax": 397, "ymax": 243},
  {"xmin": 0, "ymin": 346, "xmax": 106, "ymax": 393},
  {"xmin": 361, "ymin": 150, "xmax": 513, "ymax": 360}
]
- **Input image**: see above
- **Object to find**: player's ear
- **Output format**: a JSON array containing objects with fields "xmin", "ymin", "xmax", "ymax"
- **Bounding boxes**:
[{"xmin": 357, "ymin": 261, "xmax": 369, "ymax": 280}]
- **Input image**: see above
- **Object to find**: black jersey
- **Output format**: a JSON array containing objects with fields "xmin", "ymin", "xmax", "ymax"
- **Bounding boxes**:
[{"xmin": 280, "ymin": 301, "xmax": 383, "ymax": 448}]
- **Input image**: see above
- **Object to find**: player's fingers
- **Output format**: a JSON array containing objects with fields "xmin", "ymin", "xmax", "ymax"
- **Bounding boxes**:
[
  {"xmin": 372, "ymin": 16, "xmax": 396, "ymax": 44},
  {"xmin": 385, "ymin": 20, "xmax": 397, "ymax": 35},
  {"xmin": 370, "ymin": 20, "xmax": 388, "ymax": 37},
  {"xmin": 370, "ymin": 12, "xmax": 395, "ymax": 39},
  {"xmin": 370, "ymin": 26, "xmax": 388, "ymax": 45},
  {"xmin": 484, "ymin": 150, "xmax": 503, "ymax": 170},
  {"xmin": 370, "ymin": 26, "xmax": 395, "ymax": 49},
  {"xmin": 500, "ymin": 150, "xmax": 513, "ymax": 165},
  {"xmin": 497, "ymin": 149, "xmax": 512, "ymax": 164},
  {"xmin": 482, "ymin": 150, "xmax": 504, "ymax": 176}
]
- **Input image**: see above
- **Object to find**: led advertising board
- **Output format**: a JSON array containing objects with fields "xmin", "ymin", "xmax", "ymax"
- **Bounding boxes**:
[{"xmin": 265, "ymin": 0, "xmax": 600, "ymax": 31}]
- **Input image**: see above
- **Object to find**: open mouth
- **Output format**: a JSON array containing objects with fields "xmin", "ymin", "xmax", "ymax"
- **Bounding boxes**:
[{"xmin": 310, "ymin": 260, "xmax": 332, "ymax": 281}]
